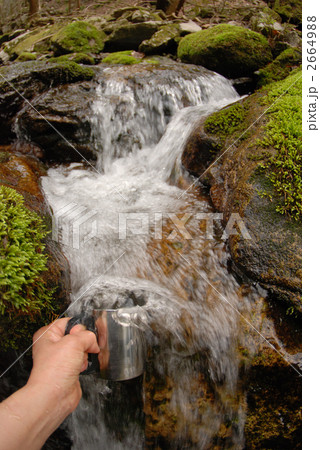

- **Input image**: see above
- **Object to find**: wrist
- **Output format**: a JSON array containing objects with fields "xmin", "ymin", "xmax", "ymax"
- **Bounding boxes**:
[{"xmin": 0, "ymin": 381, "xmax": 76, "ymax": 450}]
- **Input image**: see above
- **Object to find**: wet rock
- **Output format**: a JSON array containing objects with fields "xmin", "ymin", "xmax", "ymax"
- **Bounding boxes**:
[
  {"xmin": 177, "ymin": 24, "xmax": 273, "ymax": 78},
  {"xmin": 240, "ymin": 296, "xmax": 302, "ymax": 449},
  {"xmin": 139, "ymin": 24, "xmax": 180, "ymax": 55},
  {"xmin": 51, "ymin": 21, "xmax": 106, "ymax": 56},
  {"xmin": 0, "ymin": 61, "xmax": 95, "ymax": 143},
  {"xmin": 0, "ymin": 146, "xmax": 47, "ymax": 213},
  {"xmin": 16, "ymin": 83, "xmax": 97, "ymax": 163},
  {"xmin": 182, "ymin": 78, "xmax": 302, "ymax": 310},
  {"xmin": 104, "ymin": 21, "xmax": 162, "ymax": 52},
  {"xmin": 182, "ymin": 123, "xmax": 222, "ymax": 176}
]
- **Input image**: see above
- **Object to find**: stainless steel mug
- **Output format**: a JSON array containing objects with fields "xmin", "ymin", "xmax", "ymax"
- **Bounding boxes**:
[{"xmin": 65, "ymin": 308, "xmax": 146, "ymax": 381}]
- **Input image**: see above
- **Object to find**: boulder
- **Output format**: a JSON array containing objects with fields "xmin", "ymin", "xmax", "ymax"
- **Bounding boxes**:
[
  {"xmin": 51, "ymin": 21, "xmax": 106, "ymax": 55},
  {"xmin": 272, "ymin": 0, "xmax": 302, "ymax": 27},
  {"xmin": 0, "ymin": 61, "xmax": 95, "ymax": 143},
  {"xmin": 16, "ymin": 83, "xmax": 97, "ymax": 163},
  {"xmin": 182, "ymin": 72, "xmax": 302, "ymax": 310},
  {"xmin": 3, "ymin": 25, "xmax": 60, "ymax": 59},
  {"xmin": 139, "ymin": 24, "xmax": 180, "ymax": 55},
  {"xmin": 177, "ymin": 24, "xmax": 273, "ymax": 78},
  {"xmin": 256, "ymin": 47, "xmax": 302, "ymax": 87},
  {"xmin": 104, "ymin": 21, "xmax": 162, "ymax": 51}
]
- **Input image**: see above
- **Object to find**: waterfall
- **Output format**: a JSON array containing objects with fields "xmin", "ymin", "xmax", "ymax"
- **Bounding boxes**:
[{"xmin": 42, "ymin": 62, "xmax": 254, "ymax": 449}]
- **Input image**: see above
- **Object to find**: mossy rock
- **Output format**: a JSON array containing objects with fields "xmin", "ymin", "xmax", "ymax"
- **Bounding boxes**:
[
  {"xmin": 51, "ymin": 21, "xmax": 106, "ymax": 55},
  {"xmin": 16, "ymin": 52, "xmax": 37, "ymax": 62},
  {"xmin": 182, "ymin": 71, "xmax": 302, "ymax": 308},
  {"xmin": 139, "ymin": 24, "xmax": 180, "ymax": 55},
  {"xmin": 50, "ymin": 52, "xmax": 95, "ymax": 65},
  {"xmin": 101, "ymin": 50, "xmax": 159, "ymax": 65},
  {"xmin": 177, "ymin": 24, "xmax": 273, "ymax": 78},
  {"xmin": 257, "ymin": 48, "xmax": 302, "ymax": 87},
  {"xmin": 0, "ymin": 61, "xmax": 95, "ymax": 142},
  {"xmin": 36, "ymin": 61, "xmax": 95, "ymax": 82},
  {"xmin": 102, "ymin": 50, "xmax": 141, "ymax": 65},
  {"xmin": 3, "ymin": 26, "xmax": 57, "ymax": 59},
  {"xmin": 273, "ymin": 0, "xmax": 302, "ymax": 26}
]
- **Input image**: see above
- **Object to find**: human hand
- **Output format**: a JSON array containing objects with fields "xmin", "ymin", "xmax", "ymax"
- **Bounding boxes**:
[
  {"xmin": 96, "ymin": 312, "xmax": 110, "ymax": 373},
  {"xmin": 27, "ymin": 317, "xmax": 100, "ymax": 416}
]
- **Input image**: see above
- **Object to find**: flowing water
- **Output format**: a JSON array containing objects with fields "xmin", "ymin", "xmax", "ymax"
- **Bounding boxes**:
[{"xmin": 42, "ymin": 62, "xmax": 257, "ymax": 449}]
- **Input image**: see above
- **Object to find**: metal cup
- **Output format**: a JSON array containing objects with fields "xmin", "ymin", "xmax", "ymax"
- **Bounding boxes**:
[{"xmin": 65, "ymin": 308, "xmax": 146, "ymax": 381}]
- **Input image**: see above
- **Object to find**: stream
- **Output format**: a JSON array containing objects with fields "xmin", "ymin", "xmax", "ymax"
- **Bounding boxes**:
[{"xmin": 41, "ymin": 62, "xmax": 259, "ymax": 449}]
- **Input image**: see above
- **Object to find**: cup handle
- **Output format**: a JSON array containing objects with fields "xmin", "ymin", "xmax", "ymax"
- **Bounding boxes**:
[{"xmin": 65, "ymin": 313, "xmax": 99, "ymax": 375}]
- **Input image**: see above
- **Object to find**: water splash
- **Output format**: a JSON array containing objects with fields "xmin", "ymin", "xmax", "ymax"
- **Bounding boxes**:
[{"xmin": 42, "ymin": 62, "xmax": 254, "ymax": 449}]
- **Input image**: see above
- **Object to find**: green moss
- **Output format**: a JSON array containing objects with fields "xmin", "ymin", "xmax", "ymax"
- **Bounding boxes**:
[
  {"xmin": 52, "ymin": 21, "xmax": 106, "ymax": 55},
  {"xmin": 204, "ymin": 103, "xmax": 247, "ymax": 137},
  {"xmin": 4, "ymin": 27, "xmax": 56, "ymax": 58},
  {"xmin": 72, "ymin": 53, "xmax": 95, "ymax": 65},
  {"xmin": 273, "ymin": 0, "xmax": 302, "ymax": 25},
  {"xmin": 258, "ymin": 69, "xmax": 302, "ymax": 219},
  {"xmin": 102, "ymin": 50, "xmax": 140, "ymax": 65},
  {"xmin": 43, "ymin": 61, "xmax": 95, "ymax": 81},
  {"xmin": 0, "ymin": 186, "xmax": 56, "ymax": 350},
  {"xmin": 16, "ymin": 52, "xmax": 37, "ymax": 62},
  {"xmin": 50, "ymin": 52, "xmax": 95, "ymax": 65},
  {"xmin": 101, "ymin": 50, "xmax": 158, "ymax": 65},
  {"xmin": 177, "ymin": 24, "xmax": 273, "ymax": 78},
  {"xmin": 257, "ymin": 48, "xmax": 302, "ymax": 87}
]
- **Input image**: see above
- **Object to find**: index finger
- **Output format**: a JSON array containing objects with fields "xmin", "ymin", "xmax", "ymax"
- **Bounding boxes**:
[{"xmin": 33, "ymin": 318, "xmax": 70, "ymax": 344}]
